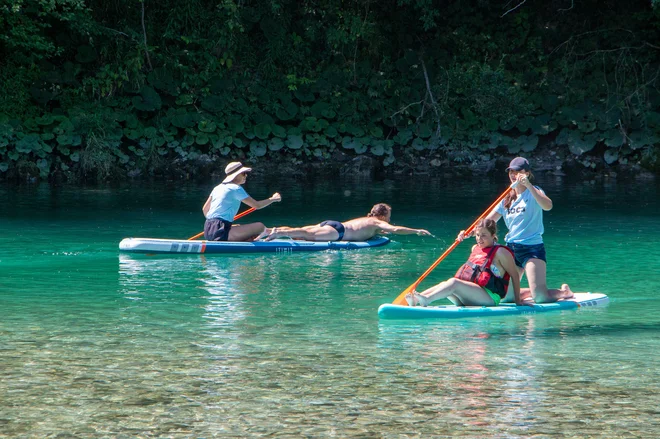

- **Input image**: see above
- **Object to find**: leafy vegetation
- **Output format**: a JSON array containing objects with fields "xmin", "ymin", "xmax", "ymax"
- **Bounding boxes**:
[{"xmin": 1, "ymin": 0, "xmax": 660, "ymax": 181}]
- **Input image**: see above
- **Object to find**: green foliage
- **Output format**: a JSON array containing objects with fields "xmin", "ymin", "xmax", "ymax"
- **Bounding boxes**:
[{"xmin": 2, "ymin": 0, "xmax": 660, "ymax": 180}]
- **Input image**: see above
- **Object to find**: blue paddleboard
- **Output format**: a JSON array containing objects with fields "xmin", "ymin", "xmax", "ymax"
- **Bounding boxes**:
[
  {"xmin": 119, "ymin": 236, "xmax": 390, "ymax": 254},
  {"xmin": 378, "ymin": 292, "xmax": 609, "ymax": 319}
]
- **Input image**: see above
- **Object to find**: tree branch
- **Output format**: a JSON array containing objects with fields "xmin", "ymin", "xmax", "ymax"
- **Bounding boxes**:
[
  {"xmin": 141, "ymin": 0, "xmax": 153, "ymax": 71},
  {"xmin": 390, "ymin": 100, "xmax": 424, "ymax": 119},
  {"xmin": 420, "ymin": 57, "xmax": 442, "ymax": 137},
  {"xmin": 558, "ymin": 0, "xmax": 574, "ymax": 12},
  {"xmin": 501, "ymin": 0, "xmax": 527, "ymax": 17}
]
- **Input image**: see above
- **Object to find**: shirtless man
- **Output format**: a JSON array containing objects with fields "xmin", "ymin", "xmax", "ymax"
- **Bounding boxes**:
[{"xmin": 261, "ymin": 203, "xmax": 431, "ymax": 241}]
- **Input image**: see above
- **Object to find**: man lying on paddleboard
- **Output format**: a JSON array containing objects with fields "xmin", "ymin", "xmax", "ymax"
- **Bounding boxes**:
[{"xmin": 260, "ymin": 203, "xmax": 431, "ymax": 242}]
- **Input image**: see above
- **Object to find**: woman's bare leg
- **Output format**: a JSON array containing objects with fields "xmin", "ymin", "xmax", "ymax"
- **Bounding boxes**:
[
  {"xmin": 407, "ymin": 278, "xmax": 496, "ymax": 307},
  {"xmin": 228, "ymin": 222, "xmax": 266, "ymax": 242},
  {"xmin": 525, "ymin": 259, "xmax": 575, "ymax": 303}
]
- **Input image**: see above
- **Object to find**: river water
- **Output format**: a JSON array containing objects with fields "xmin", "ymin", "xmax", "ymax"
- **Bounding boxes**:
[{"xmin": 1, "ymin": 175, "xmax": 659, "ymax": 437}]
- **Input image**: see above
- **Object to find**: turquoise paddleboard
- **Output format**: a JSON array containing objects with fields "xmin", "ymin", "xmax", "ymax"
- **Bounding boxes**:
[
  {"xmin": 119, "ymin": 236, "xmax": 390, "ymax": 254},
  {"xmin": 378, "ymin": 292, "xmax": 609, "ymax": 319}
]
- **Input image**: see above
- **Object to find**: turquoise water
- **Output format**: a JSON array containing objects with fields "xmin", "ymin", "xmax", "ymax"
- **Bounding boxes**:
[{"xmin": 2, "ymin": 176, "xmax": 660, "ymax": 438}]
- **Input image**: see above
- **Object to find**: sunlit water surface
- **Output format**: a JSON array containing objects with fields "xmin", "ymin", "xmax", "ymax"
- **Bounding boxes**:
[{"xmin": 1, "ymin": 176, "xmax": 659, "ymax": 438}]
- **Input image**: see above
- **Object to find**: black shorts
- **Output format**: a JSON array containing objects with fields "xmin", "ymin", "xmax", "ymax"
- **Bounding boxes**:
[
  {"xmin": 320, "ymin": 220, "xmax": 345, "ymax": 241},
  {"xmin": 507, "ymin": 243, "xmax": 547, "ymax": 268},
  {"xmin": 204, "ymin": 218, "xmax": 233, "ymax": 241}
]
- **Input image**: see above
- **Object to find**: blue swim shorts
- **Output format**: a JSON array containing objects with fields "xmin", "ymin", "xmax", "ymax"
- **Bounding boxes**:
[{"xmin": 507, "ymin": 243, "xmax": 547, "ymax": 268}]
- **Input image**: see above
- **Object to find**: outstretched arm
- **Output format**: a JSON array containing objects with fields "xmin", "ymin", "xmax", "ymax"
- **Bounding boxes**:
[
  {"xmin": 376, "ymin": 220, "xmax": 431, "ymax": 236},
  {"xmin": 242, "ymin": 192, "xmax": 282, "ymax": 210}
]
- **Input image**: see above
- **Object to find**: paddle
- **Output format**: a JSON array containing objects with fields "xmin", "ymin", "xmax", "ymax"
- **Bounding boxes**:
[
  {"xmin": 187, "ymin": 207, "xmax": 257, "ymax": 240},
  {"xmin": 391, "ymin": 183, "xmax": 517, "ymax": 306}
]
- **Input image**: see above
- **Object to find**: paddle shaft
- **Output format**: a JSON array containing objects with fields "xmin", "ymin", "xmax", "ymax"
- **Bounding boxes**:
[
  {"xmin": 391, "ymin": 184, "xmax": 514, "ymax": 305},
  {"xmin": 187, "ymin": 207, "xmax": 257, "ymax": 240}
]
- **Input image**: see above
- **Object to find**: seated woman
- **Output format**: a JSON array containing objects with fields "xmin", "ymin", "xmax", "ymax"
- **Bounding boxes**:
[{"xmin": 406, "ymin": 219, "xmax": 528, "ymax": 307}]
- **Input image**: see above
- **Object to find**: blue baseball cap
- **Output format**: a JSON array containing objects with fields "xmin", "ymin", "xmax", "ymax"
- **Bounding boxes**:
[{"xmin": 506, "ymin": 157, "xmax": 530, "ymax": 172}]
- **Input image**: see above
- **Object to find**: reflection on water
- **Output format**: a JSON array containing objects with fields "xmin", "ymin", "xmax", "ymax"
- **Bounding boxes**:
[{"xmin": 2, "ymin": 179, "xmax": 660, "ymax": 437}]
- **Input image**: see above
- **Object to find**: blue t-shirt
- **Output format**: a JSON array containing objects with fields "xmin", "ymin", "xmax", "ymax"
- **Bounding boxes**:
[
  {"xmin": 495, "ymin": 186, "xmax": 546, "ymax": 245},
  {"xmin": 206, "ymin": 183, "xmax": 249, "ymax": 221}
]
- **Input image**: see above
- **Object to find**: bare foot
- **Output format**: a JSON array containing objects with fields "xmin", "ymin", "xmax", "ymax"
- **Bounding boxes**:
[
  {"xmin": 405, "ymin": 292, "xmax": 418, "ymax": 306},
  {"xmin": 264, "ymin": 228, "xmax": 281, "ymax": 241},
  {"xmin": 559, "ymin": 284, "xmax": 575, "ymax": 300},
  {"xmin": 255, "ymin": 228, "xmax": 271, "ymax": 240},
  {"xmin": 413, "ymin": 291, "xmax": 431, "ymax": 307}
]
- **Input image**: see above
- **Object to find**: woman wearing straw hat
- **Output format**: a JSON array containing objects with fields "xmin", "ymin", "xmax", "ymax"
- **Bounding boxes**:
[{"xmin": 202, "ymin": 162, "xmax": 281, "ymax": 241}]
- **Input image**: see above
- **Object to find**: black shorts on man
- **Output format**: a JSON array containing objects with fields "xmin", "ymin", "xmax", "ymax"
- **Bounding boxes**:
[{"xmin": 319, "ymin": 220, "xmax": 345, "ymax": 241}]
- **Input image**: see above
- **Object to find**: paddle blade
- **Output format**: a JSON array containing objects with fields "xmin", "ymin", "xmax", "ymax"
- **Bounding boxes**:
[{"xmin": 392, "ymin": 284, "xmax": 417, "ymax": 306}]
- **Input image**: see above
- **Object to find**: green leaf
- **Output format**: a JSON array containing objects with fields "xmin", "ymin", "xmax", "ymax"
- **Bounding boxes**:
[
  {"xmin": 325, "ymin": 126, "xmax": 338, "ymax": 138},
  {"xmin": 272, "ymin": 124, "xmax": 286, "ymax": 138},
  {"xmin": 276, "ymin": 100, "xmax": 298, "ymax": 121},
  {"xmin": 233, "ymin": 138, "xmax": 245, "ymax": 148},
  {"xmin": 577, "ymin": 120, "xmax": 597, "ymax": 133},
  {"xmin": 516, "ymin": 116, "xmax": 533, "ymax": 133},
  {"xmin": 36, "ymin": 115, "xmax": 55, "ymax": 125},
  {"xmin": 176, "ymin": 94, "xmax": 194, "ymax": 106},
  {"xmin": 310, "ymin": 102, "xmax": 330, "ymax": 118},
  {"xmin": 416, "ymin": 124, "xmax": 432, "ymax": 139},
  {"xmin": 604, "ymin": 129, "xmax": 624, "ymax": 147},
  {"xmin": 16, "ymin": 134, "xmax": 43, "ymax": 153},
  {"xmin": 198, "ymin": 121, "xmax": 217, "ymax": 133},
  {"xmin": 285, "ymin": 135, "xmax": 304, "ymax": 149},
  {"xmin": 604, "ymin": 150, "xmax": 618, "ymax": 165},
  {"xmin": 294, "ymin": 88, "xmax": 315, "ymax": 102},
  {"xmin": 144, "ymin": 126, "xmax": 158, "ymax": 138},
  {"xmin": 132, "ymin": 86, "xmax": 162, "ymax": 112},
  {"xmin": 254, "ymin": 123, "xmax": 272, "ymax": 140},
  {"xmin": 250, "ymin": 142, "xmax": 267, "ymax": 157},
  {"xmin": 411, "ymin": 138, "xmax": 425, "ymax": 151},
  {"xmin": 354, "ymin": 142, "xmax": 368, "ymax": 154},
  {"xmin": 518, "ymin": 135, "xmax": 538, "ymax": 152},
  {"xmin": 371, "ymin": 144, "xmax": 385, "ymax": 156},
  {"xmin": 393, "ymin": 129, "xmax": 413, "ymax": 145},
  {"xmin": 530, "ymin": 114, "xmax": 557, "ymax": 135},
  {"xmin": 170, "ymin": 113, "xmax": 198, "ymax": 129},
  {"xmin": 228, "ymin": 118, "xmax": 245, "ymax": 135},
  {"xmin": 201, "ymin": 95, "xmax": 225, "ymax": 113},
  {"xmin": 196, "ymin": 133, "xmax": 210, "ymax": 145},
  {"xmin": 268, "ymin": 138, "xmax": 284, "ymax": 151},
  {"xmin": 567, "ymin": 132, "xmax": 597, "ymax": 155}
]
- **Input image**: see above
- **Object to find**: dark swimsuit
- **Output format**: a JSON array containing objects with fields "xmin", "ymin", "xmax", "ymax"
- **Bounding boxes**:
[
  {"xmin": 320, "ymin": 220, "xmax": 345, "ymax": 241},
  {"xmin": 204, "ymin": 218, "xmax": 232, "ymax": 241}
]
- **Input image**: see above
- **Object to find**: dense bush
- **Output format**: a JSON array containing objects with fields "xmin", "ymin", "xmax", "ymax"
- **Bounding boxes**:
[{"xmin": 1, "ymin": 0, "xmax": 659, "ymax": 181}]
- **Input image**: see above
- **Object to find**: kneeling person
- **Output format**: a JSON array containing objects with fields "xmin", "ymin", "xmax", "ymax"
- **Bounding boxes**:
[
  {"xmin": 263, "ymin": 203, "xmax": 431, "ymax": 242},
  {"xmin": 406, "ymin": 219, "xmax": 528, "ymax": 307}
]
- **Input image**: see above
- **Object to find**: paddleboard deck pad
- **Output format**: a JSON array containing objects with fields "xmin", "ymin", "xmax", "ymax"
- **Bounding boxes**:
[
  {"xmin": 119, "ymin": 236, "xmax": 390, "ymax": 254},
  {"xmin": 378, "ymin": 292, "xmax": 609, "ymax": 319}
]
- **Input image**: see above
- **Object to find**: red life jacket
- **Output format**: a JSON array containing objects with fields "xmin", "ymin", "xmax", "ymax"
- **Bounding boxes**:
[{"xmin": 454, "ymin": 245, "xmax": 513, "ymax": 298}]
